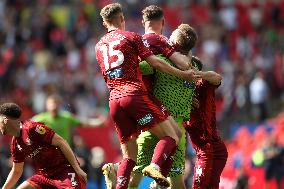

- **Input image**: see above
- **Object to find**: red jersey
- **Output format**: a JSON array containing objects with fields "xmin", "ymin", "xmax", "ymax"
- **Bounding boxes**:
[
  {"xmin": 142, "ymin": 33, "xmax": 175, "ymax": 92},
  {"xmin": 95, "ymin": 29, "xmax": 153, "ymax": 99},
  {"xmin": 187, "ymin": 80, "xmax": 222, "ymax": 147},
  {"xmin": 142, "ymin": 33, "xmax": 175, "ymax": 58},
  {"xmin": 10, "ymin": 120, "xmax": 70, "ymax": 177}
]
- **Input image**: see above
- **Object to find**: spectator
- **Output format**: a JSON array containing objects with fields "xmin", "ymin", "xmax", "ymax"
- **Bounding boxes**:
[
  {"xmin": 262, "ymin": 136, "xmax": 283, "ymax": 189},
  {"xmin": 249, "ymin": 71, "xmax": 269, "ymax": 122},
  {"xmin": 235, "ymin": 167, "xmax": 249, "ymax": 189}
]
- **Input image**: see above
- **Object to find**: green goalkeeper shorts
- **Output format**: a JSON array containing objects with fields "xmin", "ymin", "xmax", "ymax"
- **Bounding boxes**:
[{"xmin": 134, "ymin": 117, "xmax": 186, "ymax": 177}]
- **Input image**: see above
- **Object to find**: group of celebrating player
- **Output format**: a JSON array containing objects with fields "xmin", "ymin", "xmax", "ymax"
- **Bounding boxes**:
[
  {"xmin": 96, "ymin": 3, "xmax": 228, "ymax": 189},
  {"xmin": 0, "ymin": 2, "xmax": 227, "ymax": 189}
]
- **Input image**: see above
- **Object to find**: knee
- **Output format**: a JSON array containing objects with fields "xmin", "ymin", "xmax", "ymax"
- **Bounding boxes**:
[
  {"xmin": 172, "ymin": 125, "xmax": 181, "ymax": 145},
  {"xmin": 175, "ymin": 125, "xmax": 182, "ymax": 139},
  {"xmin": 171, "ymin": 134, "xmax": 180, "ymax": 146}
]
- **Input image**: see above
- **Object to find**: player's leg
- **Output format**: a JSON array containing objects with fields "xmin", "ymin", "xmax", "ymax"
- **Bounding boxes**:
[
  {"xmin": 109, "ymin": 98, "xmax": 139, "ymax": 189},
  {"xmin": 129, "ymin": 131, "xmax": 158, "ymax": 188},
  {"xmin": 19, "ymin": 175, "xmax": 55, "ymax": 189},
  {"xmin": 192, "ymin": 144, "xmax": 214, "ymax": 189},
  {"xmin": 128, "ymin": 171, "xmax": 143, "ymax": 189},
  {"xmin": 209, "ymin": 142, "xmax": 228, "ymax": 188},
  {"xmin": 142, "ymin": 118, "xmax": 180, "ymax": 188},
  {"xmin": 16, "ymin": 181, "xmax": 36, "ymax": 189},
  {"xmin": 168, "ymin": 175, "xmax": 185, "ymax": 189},
  {"xmin": 153, "ymin": 117, "xmax": 186, "ymax": 189},
  {"xmin": 168, "ymin": 118, "xmax": 187, "ymax": 189},
  {"xmin": 124, "ymin": 95, "xmax": 180, "ymax": 187}
]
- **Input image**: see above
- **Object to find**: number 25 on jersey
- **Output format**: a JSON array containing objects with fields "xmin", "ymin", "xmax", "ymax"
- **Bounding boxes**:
[{"xmin": 100, "ymin": 40, "xmax": 124, "ymax": 71}]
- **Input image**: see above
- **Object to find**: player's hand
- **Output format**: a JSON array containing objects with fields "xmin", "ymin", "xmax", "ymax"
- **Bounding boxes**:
[
  {"xmin": 182, "ymin": 69, "xmax": 202, "ymax": 82},
  {"xmin": 76, "ymin": 168, "xmax": 88, "ymax": 183}
]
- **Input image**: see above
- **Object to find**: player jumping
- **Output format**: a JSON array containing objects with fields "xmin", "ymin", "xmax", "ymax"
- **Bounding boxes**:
[{"xmin": 95, "ymin": 3, "xmax": 200, "ymax": 189}]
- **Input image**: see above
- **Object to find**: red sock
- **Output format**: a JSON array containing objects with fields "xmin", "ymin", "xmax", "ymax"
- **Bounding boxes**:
[
  {"xmin": 161, "ymin": 146, "xmax": 176, "ymax": 176},
  {"xmin": 151, "ymin": 136, "xmax": 177, "ymax": 171},
  {"xmin": 116, "ymin": 158, "xmax": 136, "ymax": 189}
]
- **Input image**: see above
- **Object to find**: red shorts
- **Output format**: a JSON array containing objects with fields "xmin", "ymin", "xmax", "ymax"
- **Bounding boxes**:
[
  {"xmin": 192, "ymin": 141, "xmax": 228, "ymax": 189},
  {"xmin": 109, "ymin": 94, "xmax": 170, "ymax": 143},
  {"xmin": 27, "ymin": 167, "xmax": 86, "ymax": 189}
]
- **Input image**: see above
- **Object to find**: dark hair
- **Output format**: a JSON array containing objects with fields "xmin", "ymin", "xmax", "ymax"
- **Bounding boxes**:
[
  {"xmin": 0, "ymin": 103, "xmax": 22, "ymax": 119},
  {"xmin": 142, "ymin": 5, "xmax": 164, "ymax": 21},
  {"xmin": 175, "ymin": 24, "xmax": 198, "ymax": 53},
  {"xmin": 191, "ymin": 56, "xmax": 203, "ymax": 71},
  {"xmin": 100, "ymin": 3, "xmax": 123, "ymax": 23}
]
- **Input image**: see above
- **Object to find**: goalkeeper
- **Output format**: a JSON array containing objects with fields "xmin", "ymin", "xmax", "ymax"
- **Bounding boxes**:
[{"xmin": 129, "ymin": 23, "xmax": 200, "ymax": 189}]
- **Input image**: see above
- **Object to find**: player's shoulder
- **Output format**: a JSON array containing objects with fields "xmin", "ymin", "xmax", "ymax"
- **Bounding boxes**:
[
  {"xmin": 159, "ymin": 34, "xmax": 173, "ymax": 46},
  {"xmin": 22, "ymin": 120, "xmax": 46, "ymax": 130},
  {"xmin": 143, "ymin": 32, "xmax": 158, "ymax": 40}
]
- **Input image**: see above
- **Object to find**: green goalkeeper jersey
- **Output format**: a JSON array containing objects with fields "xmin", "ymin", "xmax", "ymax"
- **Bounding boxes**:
[{"xmin": 139, "ymin": 54, "xmax": 195, "ymax": 121}]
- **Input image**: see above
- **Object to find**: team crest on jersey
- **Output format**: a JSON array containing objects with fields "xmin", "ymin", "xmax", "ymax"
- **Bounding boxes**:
[
  {"xmin": 17, "ymin": 144, "xmax": 22, "ymax": 151},
  {"xmin": 35, "ymin": 125, "xmax": 46, "ymax": 135},
  {"xmin": 143, "ymin": 39, "xmax": 150, "ymax": 47}
]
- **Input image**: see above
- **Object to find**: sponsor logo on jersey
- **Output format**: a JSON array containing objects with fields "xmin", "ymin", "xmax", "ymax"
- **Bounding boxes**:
[
  {"xmin": 28, "ymin": 147, "xmax": 42, "ymax": 158},
  {"xmin": 35, "ymin": 125, "xmax": 46, "ymax": 135},
  {"xmin": 170, "ymin": 167, "xmax": 184, "ymax": 174},
  {"xmin": 137, "ymin": 114, "xmax": 154, "ymax": 126}
]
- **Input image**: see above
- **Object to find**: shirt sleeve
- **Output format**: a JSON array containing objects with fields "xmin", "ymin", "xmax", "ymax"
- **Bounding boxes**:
[
  {"xmin": 10, "ymin": 139, "xmax": 25, "ymax": 163},
  {"xmin": 28, "ymin": 123, "xmax": 55, "ymax": 145},
  {"xmin": 133, "ymin": 33, "xmax": 153, "ymax": 60},
  {"xmin": 157, "ymin": 35, "xmax": 175, "ymax": 58}
]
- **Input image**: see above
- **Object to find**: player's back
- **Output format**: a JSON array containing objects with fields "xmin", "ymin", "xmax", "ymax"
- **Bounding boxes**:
[
  {"xmin": 188, "ymin": 80, "xmax": 221, "ymax": 146},
  {"xmin": 95, "ymin": 29, "xmax": 152, "ymax": 99}
]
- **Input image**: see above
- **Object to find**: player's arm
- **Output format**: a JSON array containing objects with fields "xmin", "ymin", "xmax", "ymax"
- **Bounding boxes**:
[
  {"xmin": 169, "ymin": 51, "xmax": 193, "ymax": 70},
  {"xmin": 2, "ymin": 162, "xmax": 24, "ymax": 189},
  {"xmin": 145, "ymin": 55, "xmax": 200, "ymax": 82},
  {"xmin": 51, "ymin": 133, "xmax": 87, "ymax": 182},
  {"xmin": 201, "ymin": 71, "xmax": 222, "ymax": 86}
]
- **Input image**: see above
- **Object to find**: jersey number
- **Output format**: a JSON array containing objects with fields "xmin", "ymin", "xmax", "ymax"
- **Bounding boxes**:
[{"xmin": 100, "ymin": 40, "xmax": 124, "ymax": 71}]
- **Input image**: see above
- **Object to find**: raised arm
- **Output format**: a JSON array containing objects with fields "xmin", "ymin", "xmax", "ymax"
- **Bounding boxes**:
[
  {"xmin": 201, "ymin": 71, "xmax": 222, "ymax": 86},
  {"xmin": 2, "ymin": 162, "xmax": 24, "ymax": 189},
  {"xmin": 51, "ymin": 133, "xmax": 87, "ymax": 182},
  {"xmin": 145, "ymin": 55, "xmax": 200, "ymax": 82}
]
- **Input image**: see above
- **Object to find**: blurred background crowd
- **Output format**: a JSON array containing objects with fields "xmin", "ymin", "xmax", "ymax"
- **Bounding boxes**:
[{"xmin": 0, "ymin": 0, "xmax": 284, "ymax": 188}]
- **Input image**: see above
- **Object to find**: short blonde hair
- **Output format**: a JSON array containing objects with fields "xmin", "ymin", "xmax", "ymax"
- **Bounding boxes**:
[
  {"xmin": 174, "ymin": 24, "xmax": 198, "ymax": 53},
  {"xmin": 100, "ymin": 3, "xmax": 123, "ymax": 23}
]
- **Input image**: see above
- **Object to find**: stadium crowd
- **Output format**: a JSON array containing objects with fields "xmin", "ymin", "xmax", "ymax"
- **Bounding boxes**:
[{"xmin": 0, "ymin": 0, "xmax": 283, "ymax": 188}]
